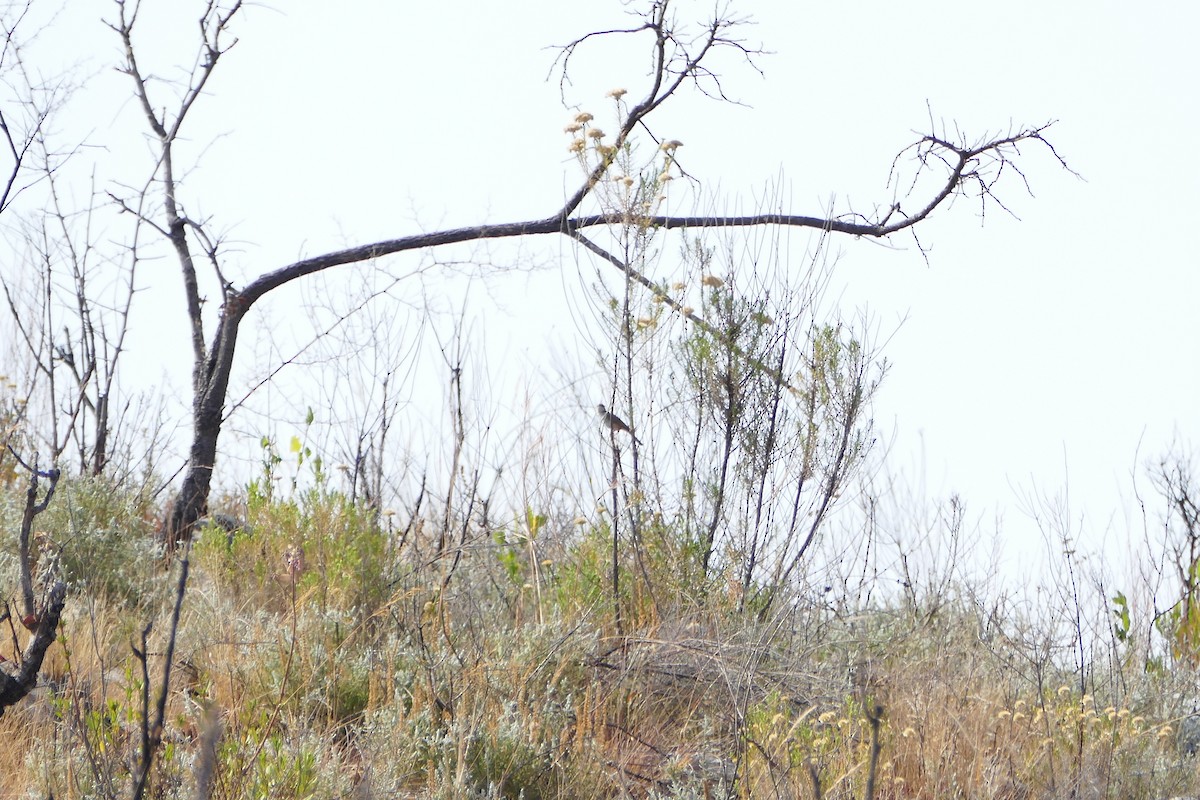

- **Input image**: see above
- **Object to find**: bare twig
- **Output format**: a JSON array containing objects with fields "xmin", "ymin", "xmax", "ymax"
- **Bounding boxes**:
[
  {"xmin": 0, "ymin": 447, "xmax": 65, "ymax": 718},
  {"xmin": 864, "ymin": 703, "xmax": 884, "ymax": 800},
  {"xmin": 131, "ymin": 542, "xmax": 191, "ymax": 800},
  {"xmin": 8, "ymin": 447, "xmax": 59, "ymax": 617}
]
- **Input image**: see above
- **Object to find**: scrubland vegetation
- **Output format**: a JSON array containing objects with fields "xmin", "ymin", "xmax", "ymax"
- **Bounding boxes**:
[
  {"xmin": 1, "ymin": 432, "xmax": 1199, "ymax": 799},
  {"xmin": 0, "ymin": 1, "xmax": 1193, "ymax": 798}
]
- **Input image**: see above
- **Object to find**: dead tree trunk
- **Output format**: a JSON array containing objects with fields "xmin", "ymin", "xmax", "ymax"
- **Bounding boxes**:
[{"xmin": 163, "ymin": 294, "xmax": 248, "ymax": 548}]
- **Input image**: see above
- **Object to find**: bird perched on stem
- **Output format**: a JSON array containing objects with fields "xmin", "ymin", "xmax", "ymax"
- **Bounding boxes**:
[{"xmin": 597, "ymin": 404, "xmax": 641, "ymax": 445}]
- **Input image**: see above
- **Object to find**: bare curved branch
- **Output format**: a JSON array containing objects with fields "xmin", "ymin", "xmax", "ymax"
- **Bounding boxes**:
[
  {"xmin": 551, "ymin": 2, "xmax": 765, "ymax": 220},
  {"xmin": 235, "ymin": 121, "xmax": 1069, "ymax": 314}
]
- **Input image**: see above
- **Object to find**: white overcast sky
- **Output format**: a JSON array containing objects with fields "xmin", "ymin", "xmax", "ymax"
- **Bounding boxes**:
[{"xmin": 24, "ymin": 2, "xmax": 1200, "ymax": 572}]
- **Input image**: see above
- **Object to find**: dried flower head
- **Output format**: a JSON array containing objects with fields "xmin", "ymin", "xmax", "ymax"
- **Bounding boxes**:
[
  {"xmin": 701, "ymin": 274, "xmax": 724, "ymax": 288},
  {"xmin": 284, "ymin": 544, "xmax": 305, "ymax": 576},
  {"xmin": 606, "ymin": 88, "xmax": 627, "ymax": 99},
  {"xmin": 564, "ymin": 123, "xmax": 582, "ymax": 134},
  {"xmin": 660, "ymin": 139, "xmax": 683, "ymax": 151},
  {"xmin": 574, "ymin": 111, "xmax": 594, "ymax": 123},
  {"xmin": 587, "ymin": 128, "xmax": 606, "ymax": 139}
]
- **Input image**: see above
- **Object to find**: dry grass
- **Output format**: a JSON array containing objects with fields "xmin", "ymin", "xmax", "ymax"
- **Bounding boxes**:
[{"xmin": 0, "ymin": 478, "xmax": 1198, "ymax": 799}]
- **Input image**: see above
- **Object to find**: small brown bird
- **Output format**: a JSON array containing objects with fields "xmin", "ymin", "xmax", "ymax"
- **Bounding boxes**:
[{"xmin": 597, "ymin": 404, "xmax": 641, "ymax": 444}]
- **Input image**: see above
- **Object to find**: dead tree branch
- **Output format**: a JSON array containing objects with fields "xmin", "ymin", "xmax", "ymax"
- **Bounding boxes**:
[
  {"xmin": 106, "ymin": 0, "xmax": 1071, "ymax": 549},
  {"xmin": 0, "ymin": 447, "xmax": 65, "ymax": 718}
]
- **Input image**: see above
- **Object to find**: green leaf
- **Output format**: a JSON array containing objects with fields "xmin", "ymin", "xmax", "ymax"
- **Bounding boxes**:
[
  {"xmin": 526, "ymin": 508, "xmax": 547, "ymax": 537},
  {"xmin": 1112, "ymin": 591, "xmax": 1130, "ymax": 642}
]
